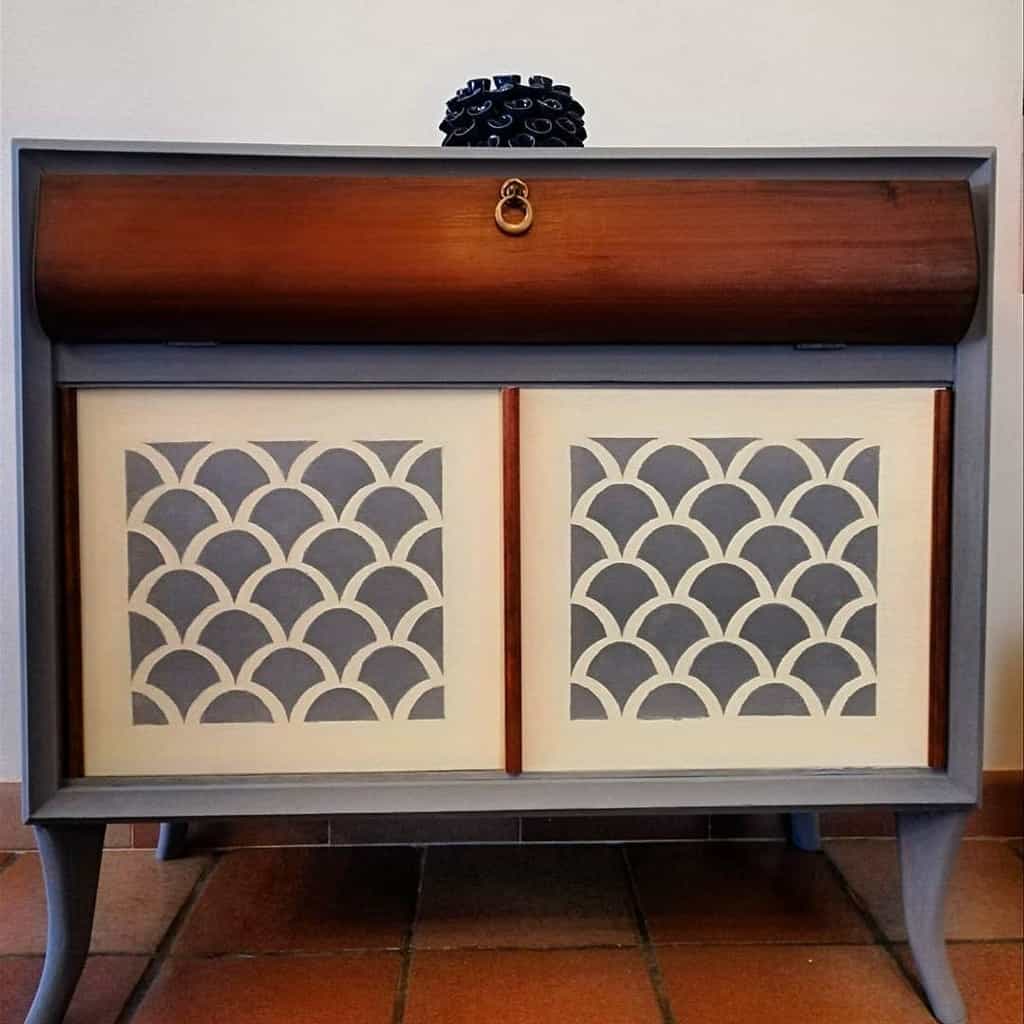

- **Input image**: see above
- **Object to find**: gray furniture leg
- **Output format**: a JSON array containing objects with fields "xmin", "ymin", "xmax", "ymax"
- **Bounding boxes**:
[
  {"xmin": 25, "ymin": 824, "xmax": 106, "ymax": 1024},
  {"xmin": 155, "ymin": 821, "xmax": 189, "ymax": 861},
  {"xmin": 786, "ymin": 812, "xmax": 822, "ymax": 851},
  {"xmin": 898, "ymin": 809, "xmax": 969, "ymax": 1024}
]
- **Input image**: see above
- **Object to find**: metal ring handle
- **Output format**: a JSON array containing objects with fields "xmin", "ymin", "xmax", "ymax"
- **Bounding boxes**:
[
  {"xmin": 494, "ymin": 178, "xmax": 533, "ymax": 235},
  {"xmin": 494, "ymin": 194, "xmax": 533, "ymax": 235}
]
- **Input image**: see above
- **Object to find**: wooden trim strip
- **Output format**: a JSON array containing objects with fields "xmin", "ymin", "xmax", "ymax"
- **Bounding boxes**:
[
  {"xmin": 928, "ymin": 388, "xmax": 954, "ymax": 769},
  {"xmin": 502, "ymin": 388, "xmax": 523, "ymax": 775},
  {"xmin": 59, "ymin": 388, "xmax": 85, "ymax": 779}
]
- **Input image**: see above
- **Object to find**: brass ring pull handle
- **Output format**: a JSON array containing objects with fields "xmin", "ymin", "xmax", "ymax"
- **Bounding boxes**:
[{"xmin": 495, "ymin": 178, "xmax": 533, "ymax": 235}]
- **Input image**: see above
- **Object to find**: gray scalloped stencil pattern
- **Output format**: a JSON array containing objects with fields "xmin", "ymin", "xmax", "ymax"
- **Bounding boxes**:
[
  {"xmin": 569, "ymin": 437, "xmax": 879, "ymax": 721},
  {"xmin": 125, "ymin": 440, "xmax": 444, "ymax": 725}
]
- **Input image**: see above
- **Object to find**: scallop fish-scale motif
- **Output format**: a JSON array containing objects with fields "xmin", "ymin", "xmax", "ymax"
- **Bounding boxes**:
[
  {"xmin": 569, "ymin": 436, "xmax": 879, "ymax": 721},
  {"xmin": 124, "ymin": 439, "xmax": 445, "ymax": 726}
]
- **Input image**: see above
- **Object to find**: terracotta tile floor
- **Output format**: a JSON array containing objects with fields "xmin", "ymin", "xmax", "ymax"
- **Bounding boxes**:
[{"xmin": 0, "ymin": 837, "xmax": 1020, "ymax": 1024}]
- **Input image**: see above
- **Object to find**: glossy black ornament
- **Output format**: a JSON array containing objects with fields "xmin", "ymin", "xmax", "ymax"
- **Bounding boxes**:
[{"xmin": 439, "ymin": 75, "xmax": 587, "ymax": 147}]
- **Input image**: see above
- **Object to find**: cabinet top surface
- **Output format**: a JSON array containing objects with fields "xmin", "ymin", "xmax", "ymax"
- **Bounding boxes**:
[{"xmin": 14, "ymin": 139, "xmax": 995, "ymax": 166}]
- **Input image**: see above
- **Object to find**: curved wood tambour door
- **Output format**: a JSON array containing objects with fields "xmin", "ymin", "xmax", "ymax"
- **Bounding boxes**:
[{"xmin": 34, "ymin": 174, "xmax": 979, "ymax": 344}]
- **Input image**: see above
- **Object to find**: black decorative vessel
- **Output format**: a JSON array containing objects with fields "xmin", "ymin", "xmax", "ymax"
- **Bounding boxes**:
[{"xmin": 439, "ymin": 75, "xmax": 586, "ymax": 147}]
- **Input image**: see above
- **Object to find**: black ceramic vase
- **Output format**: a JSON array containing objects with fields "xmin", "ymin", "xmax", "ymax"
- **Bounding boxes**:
[{"xmin": 439, "ymin": 75, "xmax": 586, "ymax": 147}]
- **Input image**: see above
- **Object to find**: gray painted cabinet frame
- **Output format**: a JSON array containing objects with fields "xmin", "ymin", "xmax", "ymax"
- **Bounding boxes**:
[{"xmin": 13, "ymin": 143, "xmax": 993, "ymax": 1024}]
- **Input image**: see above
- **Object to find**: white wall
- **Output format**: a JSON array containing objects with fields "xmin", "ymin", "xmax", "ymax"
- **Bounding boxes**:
[{"xmin": 2, "ymin": 0, "xmax": 1021, "ymax": 778}]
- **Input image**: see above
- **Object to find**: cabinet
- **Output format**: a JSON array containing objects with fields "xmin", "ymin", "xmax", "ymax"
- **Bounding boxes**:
[{"xmin": 15, "ymin": 143, "xmax": 991, "ymax": 1024}]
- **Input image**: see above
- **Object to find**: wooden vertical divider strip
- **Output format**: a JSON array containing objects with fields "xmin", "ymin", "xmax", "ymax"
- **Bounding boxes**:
[
  {"xmin": 502, "ymin": 388, "xmax": 523, "ymax": 775},
  {"xmin": 59, "ymin": 388, "xmax": 85, "ymax": 778},
  {"xmin": 928, "ymin": 388, "xmax": 954, "ymax": 769}
]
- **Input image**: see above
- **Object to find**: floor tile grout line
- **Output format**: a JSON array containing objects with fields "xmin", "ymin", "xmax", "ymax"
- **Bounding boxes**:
[
  {"xmin": 8, "ymin": 834, "xmax": 1022, "ymax": 855},
  {"xmin": 1, "ymin": 936, "xmax": 1019, "ymax": 969},
  {"xmin": 639, "ymin": 935, "xmax": 1024, "ymax": 949},
  {"xmin": 6, "ymin": 935, "xmax": 1012, "ymax": 964},
  {"xmin": 820, "ymin": 846, "xmax": 933, "ymax": 1009},
  {"xmin": 109, "ymin": 835, "xmax": 1024, "ymax": 855},
  {"xmin": 412, "ymin": 935, "xmax": 1024, "ymax": 953},
  {"xmin": 403, "ymin": 941, "xmax": 657, "ymax": 954},
  {"xmin": 509, "ymin": 836, "xmax": 795, "ymax": 846},
  {"xmin": 131, "ymin": 841, "xmax": 333, "ymax": 854},
  {"xmin": 113, "ymin": 851, "xmax": 222, "ymax": 1024},
  {"xmin": 947, "ymin": 937, "xmax": 1024, "ymax": 947},
  {"xmin": 620, "ymin": 846, "xmax": 680, "ymax": 1024},
  {"xmin": 0, "ymin": 951, "xmax": 170, "ymax": 962},
  {"xmin": 74, "ymin": 947, "xmax": 406, "ymax": 960},
  {"xmin": 391, "ymin": 845, "xmax": 427, "ymax": 1024}
]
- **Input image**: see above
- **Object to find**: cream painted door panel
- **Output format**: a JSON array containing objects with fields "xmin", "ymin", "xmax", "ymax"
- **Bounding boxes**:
[
  {"xmin": 520, "ymin": 388, "xmax": 938, "ymax": 772},
  {"xmin": 77, "ymin": 388, "xmax": 505, "ymax": 776}
]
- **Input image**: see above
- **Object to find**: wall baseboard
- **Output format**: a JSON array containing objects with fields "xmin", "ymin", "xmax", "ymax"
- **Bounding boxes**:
[{"xmin": 1, "ymin": 772, "xmax": 1020, "ymax": 852}]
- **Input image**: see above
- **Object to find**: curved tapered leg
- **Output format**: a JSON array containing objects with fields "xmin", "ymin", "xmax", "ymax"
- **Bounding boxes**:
[
  {"xmin": 787, "ymin": 812, "xmax": 822, "ymax": 852},
  {"xmin": 155, "ymin": 822, "xmax": 189, "ymax": 861},
  {"xmin": 25, "ymin": 824, "xmax": 105, "ymax": 1024},
  {"xmin": 898, "ymin": 809, "xmax": 969, "ymax": 1024}
]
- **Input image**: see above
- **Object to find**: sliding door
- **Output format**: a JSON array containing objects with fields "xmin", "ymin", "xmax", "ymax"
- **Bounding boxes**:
[
  {"xmin": 75, "ymin": 388, "xmax": 505, "ymax": 775},
  {"xmin": 520, "ymin": 388, "xmax": 943, "ymax": 772}
]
